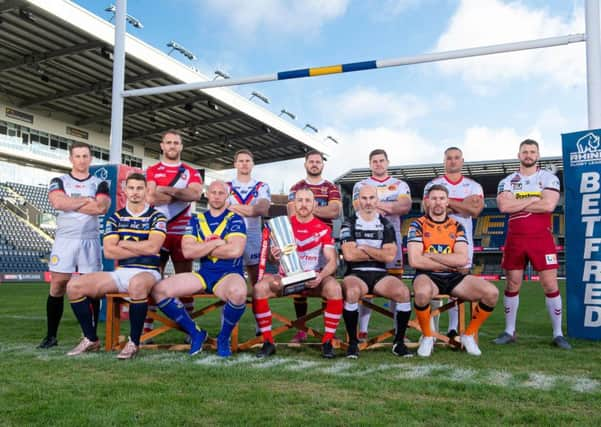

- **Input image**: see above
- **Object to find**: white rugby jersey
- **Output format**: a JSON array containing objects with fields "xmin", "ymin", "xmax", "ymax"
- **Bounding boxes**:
[
  {"xmin": 424, "ymin": 175, "xmax": 483, "ymax": 261},
  {"xmin": 227, "ymin": 178, "xmax": 271, "ymax": 237},
  {"xmin": 352, "ymin": 176, "xmax": 411, "ymax": 232},
  {"xmin": 48, "ymin": 174, "xmax": 110, "ymax": 239},
  {"xmin": 497, "ymin": 168, "xmax": 560, "ymax": 235}
]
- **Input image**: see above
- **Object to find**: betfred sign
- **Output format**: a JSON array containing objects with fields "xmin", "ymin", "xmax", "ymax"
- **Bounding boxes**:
[{"xmin": 562, "ymin": 129, "xmax": 601, "ymax": 340}]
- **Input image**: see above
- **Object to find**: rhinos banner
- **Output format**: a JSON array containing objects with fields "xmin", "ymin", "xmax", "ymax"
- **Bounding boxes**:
[{"xmin": 562, "ymin": 129, "xmax": 601, "ymax": 340}]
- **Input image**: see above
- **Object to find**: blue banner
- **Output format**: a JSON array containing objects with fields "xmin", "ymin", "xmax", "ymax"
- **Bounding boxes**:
[
  {"xmin": 562, "ymin": 129, "xmax": 601, "ymax": 340},
  {"xmin": 90, "ymin": 164, "xmax": 119, "ymax": 273}
]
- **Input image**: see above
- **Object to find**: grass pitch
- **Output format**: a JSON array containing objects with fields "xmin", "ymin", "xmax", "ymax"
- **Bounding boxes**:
[{"xmin": 0, "ymin": 281, "xmax": 600, "ymax": 426}]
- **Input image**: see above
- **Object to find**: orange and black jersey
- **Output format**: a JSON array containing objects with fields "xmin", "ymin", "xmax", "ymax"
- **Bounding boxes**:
[{"xmin": 407, "ymin": 215, "xmax": 467, "ymax": 256}]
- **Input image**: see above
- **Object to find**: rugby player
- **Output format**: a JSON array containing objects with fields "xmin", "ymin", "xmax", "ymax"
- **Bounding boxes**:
[
  {"xmin": 424, "ymin": 147, "xmax": 484, "ymax": 339},
  {"xmin": 408, "ymin": 184, "xmax": 498, "ymax": 357},
  {"xmin": 145, "ymin": 130, "xmax": 202, "ymax": 336},
  {"xmin": 341, "ymin": 185, "xmax": 413, "ymax": 359},
  {"xmin": 493, "ymin": 139, "xmax": 571, "ymax": 349},
  {"xmin": 226, "ymin": 149, "xmax": 271, "ymax": 286},
  {"xmin": 151, "ymin": 180, "xmax": 247, "ymax": 358},
  {"xmin": 287, "ymin": 150, "xmax": 341, "ymax": 343},
  {"xmin": 65, "ymin": 173, "xmax": 166, "ymax": 359},
  {"xmin": 351, "ymin": 149, "xmax": 411, "ymax": 342},
  {"xmin": 253, "ymin": 188, "xmax": 343, "ymax": 359},
  {"xmin": 38, "ymin": 141, "xmax": 110, "ymax": 349}
]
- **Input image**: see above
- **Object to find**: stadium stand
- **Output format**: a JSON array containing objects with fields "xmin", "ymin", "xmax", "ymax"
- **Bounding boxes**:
[
  {"xmin": 6, "ymin": 182, "xmax": 57, "ymax": 215},
  {"xmin": 0, "ymin": 207, "xmax": 51, "ymax": 273}
]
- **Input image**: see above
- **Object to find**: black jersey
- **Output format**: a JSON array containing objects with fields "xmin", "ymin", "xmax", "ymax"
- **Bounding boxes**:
[{"xmin": 340, "ymin": 213, "xmax": 397, "ymax": 273}]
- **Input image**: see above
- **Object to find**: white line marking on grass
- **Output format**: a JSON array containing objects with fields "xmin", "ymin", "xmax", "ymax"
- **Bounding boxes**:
[
  {"xmin": 337, "ymin": 363, "xmax": 398, "ymax": 378},
  {"xmin": 285, "ymin": 360, "xmax": 322, "ymax": 371},
  {"xmin": 570, "ymin": 378, "xmax": 600, "ymax": 393},
  {"xmin": 397, "ymin": 363, "xmax": 448, "ymax": 379},
  {"xmin": 254, "ymin": 357, "xmax": 292, "ymax": 369},
  {"xmin": 446, "ymin": 367, "xmax": 477, "ymax": 383},
  {"xmin": 485, "ymin": 370, "xmax": 513, "ymax": 388},
  {"xmin": 318, "ymin": 361, "xmax": 353, "ymax": 375},
  {"xmin": 522, "ymin": 373, "xmax": 556, "ymax": 391},
  {"xmin": 192, "ymin": 355, "xmax": 225, "ymax": 366}
]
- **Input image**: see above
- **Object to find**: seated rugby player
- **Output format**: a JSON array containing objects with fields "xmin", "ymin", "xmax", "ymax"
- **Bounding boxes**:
[
  {"xmin": 341, "ymin": 184, "xmax": 413, "ymax": 359},
  {"xmin": 66, "ymin": 173, "xmax": 166, "ymax": 359},
  {"xmin": 151, "ymin": 180, "xmax": 247, "ymax": 358},
  {"xmin": 252, "ymin": 187, "xmax": 343, "ymax": 359},
  {"xmin": 407, "ymin": 184, "xmax": 499, "ymax": 357}
]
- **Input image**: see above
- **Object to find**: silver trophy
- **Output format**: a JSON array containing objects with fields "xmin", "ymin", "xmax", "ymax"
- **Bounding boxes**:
[{"xmin": 267, "ymin": 216, "xmax": 316, "ymax": 295}]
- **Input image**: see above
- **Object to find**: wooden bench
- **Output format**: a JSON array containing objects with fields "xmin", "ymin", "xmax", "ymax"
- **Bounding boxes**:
[
  {"xmin": 104, "ymin": 293, "xmax": 238, "ymax": 352},
  {"xmin": 104, "ymin": 292, "xmax": 471, "ymax": 352}
]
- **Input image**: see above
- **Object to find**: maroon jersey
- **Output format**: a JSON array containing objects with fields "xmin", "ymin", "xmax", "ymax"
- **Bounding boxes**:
[{"xmin": 288, "ymin": 179, "xmax": 341, "ymax": 227}]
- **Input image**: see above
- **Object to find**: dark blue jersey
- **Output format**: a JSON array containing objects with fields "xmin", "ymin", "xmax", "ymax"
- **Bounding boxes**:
[
  {"xmin": 184, "ymin": 209, "xmax": 246, "ymax": 276},
  {"xmin": 104, "ymin": 205, "xmax": 167, "ymax": 271}
]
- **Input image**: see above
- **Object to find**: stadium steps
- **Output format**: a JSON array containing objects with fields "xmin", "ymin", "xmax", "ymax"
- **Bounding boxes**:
[
  {"xmin": 0, "ymin": 208, "xmax": 53, "ymax": 252},
  {"xmin": 6, "ymin": 182, "xmax": 57, "ymax": 215}
]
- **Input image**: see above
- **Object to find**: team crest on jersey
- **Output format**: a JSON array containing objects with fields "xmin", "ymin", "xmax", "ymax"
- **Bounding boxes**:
[
  {"xmin": 49, "ymin": 255, "xmax": 59, "ymax": 265},
  {"xmin": 426, "ymin": 244, "xmax": 451, "ymax": 254},
  {"xmin": 388, "ymin": 184, "xmax": 397, "ymax": 191}
]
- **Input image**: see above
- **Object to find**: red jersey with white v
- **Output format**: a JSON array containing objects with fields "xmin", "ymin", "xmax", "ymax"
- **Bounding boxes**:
[
  {"xmin": 146, "ymin": 162, "xmax": 202, "ymax": 234},
  {"xmin": 290, "ymin": 215, "xmax": 334, "ymax": 271}
]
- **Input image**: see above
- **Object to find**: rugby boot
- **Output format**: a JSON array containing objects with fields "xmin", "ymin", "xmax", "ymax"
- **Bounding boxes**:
[
  {"xmin": 346, "ymin": 341, "xmax": 360, "ymax": 359},
  {"xmin": 392, "ymin": 340, "xmax": 413, "ymax": 357},
  {"xmin": 256, "ymin": 341, "xmax": 276, "ymax": 358},
  {"xmin": 117, "ymin": 338, "xmax": 139, "ymax": 360},
  {"xmin": 37, "ymin": 336, "xmax": 58, "ymax": 349},
  {"xmin": 417, "ymin": 336, "xmax": 435, "ymax": 357},
  {"xmin": 216, "ymin": 336, "xmax": 232, "ymax": 358},
  {"xmin": 461, "ymin": 335, "xmax": 482, "ymax": 356},
  {"xmin": 492, "ymin": 332, "xmax": 516, "ymax": 345},
  {"xmin": 189, "ymin": 329, "xmax": 208, "ymax": 356},
  {"xmin": 357, "ymin": 332, "xmax": 368, "ymax": 343},
  {"xmin": 291, "ymin": 330, "xmax": 307, "ymax": 344},
  {"xmin": 321, "ymin": 340, "xmax": 335, "ymax": 359},
  {"xmin": 552, "ymin": 335, "xmax": 572, "ymax": 350},
  {"xmin": 67, "ymin": 337, "xmax": 100, "ymax": 356}
]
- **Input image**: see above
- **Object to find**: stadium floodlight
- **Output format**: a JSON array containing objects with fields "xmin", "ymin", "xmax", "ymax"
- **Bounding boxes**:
[
  {"xmin": 325, "ymin": 135, "xmax": 339, "ymax": 144},
  {"xmin": 249, "ymin": 91, "xmax": 270, "ymax": 104},
  {"xmin": 105, "ymin": 5, "xmax": 143, "ymax": 29},
  {"xmin": 166, "ymin": 40, "xmax": 197, "ymax": 61},
  {"xmin": 214, "ymin": 70, "xmax": 231, "ymax": 80},
  {"xmin": 279, "ymin": 109, "xmax": 296, "ymax": 120},
  {"xmin": 303, "ymin": 123, "xmax": 318, "ymax": 133}
]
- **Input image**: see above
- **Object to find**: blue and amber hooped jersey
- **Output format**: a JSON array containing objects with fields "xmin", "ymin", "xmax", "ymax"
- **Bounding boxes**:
[
  {"xmin": 184, "ymin": 209, "xmax": 246, "ymax": 275},
  {"xmin": 104, "ymin": 205, "xmax": 167, "ymax": 271}
]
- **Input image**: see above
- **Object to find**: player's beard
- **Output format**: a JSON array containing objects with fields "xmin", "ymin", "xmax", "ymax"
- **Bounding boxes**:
[
  {"xmin": 306, "ymin": 167, "xmax": 322, "ymax": 178},
  {"xmin": 164, "ymin": 150, "xmax": 180, "ymax": 162},
  {"xmin": 520, "ymin": 158, "xmax": 537, "ymax": 168}
]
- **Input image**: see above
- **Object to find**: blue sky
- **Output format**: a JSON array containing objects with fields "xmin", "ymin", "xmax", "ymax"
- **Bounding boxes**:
[{"xmin": 74, "ymin": 0, "xmax": 588, "ymax": 191}]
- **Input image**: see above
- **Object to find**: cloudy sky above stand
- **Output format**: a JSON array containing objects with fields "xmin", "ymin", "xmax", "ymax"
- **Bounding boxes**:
[{"xmin": 76, "ymin": 0, "xmax": 588, "ymax": 192}]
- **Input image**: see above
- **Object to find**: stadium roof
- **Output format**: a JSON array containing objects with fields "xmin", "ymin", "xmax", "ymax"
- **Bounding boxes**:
[
  {"xmin": 0, "ymin": 0, "xmax": 329, "ymax": 169},
  {"xmin": 335, "ymin": 156, "xmax": 564, "ymax": 196}
]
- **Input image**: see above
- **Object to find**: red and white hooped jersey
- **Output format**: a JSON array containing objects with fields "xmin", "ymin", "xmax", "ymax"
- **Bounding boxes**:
[
  {"xmin": 424, "ymin": 175, "xmax": 483, "ymax": 253},
  {"xmin": 289, "ymin": 215, "xmax": 335, "ymax": 272},
  {"xmin": 497, "ymin": 168, "xmax": 560, "ymax": 235},
  {"xmin": 146, "ymin": 161, "xmax": 202, "ymax": 234}
]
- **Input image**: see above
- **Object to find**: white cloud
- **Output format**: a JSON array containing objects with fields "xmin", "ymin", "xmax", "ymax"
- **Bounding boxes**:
[
  {"xmin": 200, "ymin": 0, "xmax": 348, "ymax": 37},
  {"xmin": 435, "ymin": 0, "xmax": 585, "ymax": 88},
  {"xmin": 370, "ymin": 0, "xmax": 420, "ymax": 20},
  {"xmin": 318, "ymin": 86, "xmax": 429, "ymax": 128}
]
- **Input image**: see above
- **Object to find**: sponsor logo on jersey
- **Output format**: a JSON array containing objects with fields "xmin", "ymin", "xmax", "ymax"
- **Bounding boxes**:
[{"xmin": 545, "ymin": 253, "xmax": 557, "ymax": 265}]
